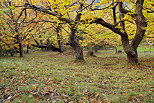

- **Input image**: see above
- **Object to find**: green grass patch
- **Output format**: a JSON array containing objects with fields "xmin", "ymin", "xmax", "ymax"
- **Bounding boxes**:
[{"xmin": 0, "ymin": 51, "xmax": 154, "ymax": 102}]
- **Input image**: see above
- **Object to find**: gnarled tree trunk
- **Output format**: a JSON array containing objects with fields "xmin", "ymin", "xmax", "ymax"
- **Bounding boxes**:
[
  {"xmin": 127, "ymin": 49, "xmax": 138, "ymax": 64},
  {"xmin": 68, "ymin": 2, "xmax": 84, "ymax": 61},
  {"xmin": 69, "ymin": 27, "xmax": 84, "ymax": 60},
  {"xmin": 119, "ymin": 0, "xmax": 147, "ymax": 65}
]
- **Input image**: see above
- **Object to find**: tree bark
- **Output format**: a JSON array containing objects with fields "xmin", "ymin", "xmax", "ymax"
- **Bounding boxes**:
[
  {"xmin": 112, "ymin": 0, "xmax": 117, "ymax": 25},
  {"xmin": 119, "ymin": 0, "xmax": 146, "ymax": 65},
  {"xmin": 16, "ymin": 34, "xmax": 23, "ymax": 57},
  {"xmin": 56, "ymin": 26, "xmax": 64, "ymax": 52},
  {"xmin": 119, "ymin": 2, "xmax": 126, "ymax": 33},
  {"xmin": 19, "ymin": 42, "xmax": 23, "ymax": 57},
  {"xmin": 120, "ymin": 30, "xmax": 139, "ymax": 64},
  {"xmin": 131, "ymin": 0, "xmax": 147, "ymax": 49},
  {"xmin": 68, "ymin": 2, "xmax": 84, "ymax": 61},
  {"xmin": 113, "ymin": 7, "xmax": 117, "ymax": 25},
  {"xmin": 127, "ymin": 49, "xmax": 138, "ymax": 64},
  {"xmin": 0, "ymin": 46, "xmax": 4, "ymax": 56},
  {"xmin": 26, "ymin": 44, "xmax": 29, "ymax": 53},
  {"xmin": 69, "ymin": 27, "xmax": 84, "ymax": 60},
  {"xmin": 118, "ymin": 1, "xmax": 138, "ymax": 64},
  {"xmin": 128, "ymin": 0, "xmax": 147, "ymax": 64}
]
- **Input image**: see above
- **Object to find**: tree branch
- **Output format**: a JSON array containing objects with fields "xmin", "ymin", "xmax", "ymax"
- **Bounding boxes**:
[
  {"xmin": 90, "ymin": 2, "xmax": 118, "ymax": 11},
  {"xmin": 80, "ymin": 0, "xmax": 95, "ymax": 11},
  {"xmin": 24, "ymin": 3, "xmax": 76, "ymax": 24},
  {"xmin": 91, "ymin": 18, "xmax": 127, "ymax": 37},
  {"xmin": 114, "ymin": 20, "xmax": 135, "ymax": 27}
]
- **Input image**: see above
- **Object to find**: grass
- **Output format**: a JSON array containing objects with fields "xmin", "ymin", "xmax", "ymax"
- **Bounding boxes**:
[{"xmin": 0, "ymin": 50, "xmax": 154, "ymax": 103}]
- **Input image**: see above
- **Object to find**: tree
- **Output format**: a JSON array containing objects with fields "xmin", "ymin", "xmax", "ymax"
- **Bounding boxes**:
[
  {"xmin": 30, "ymin": 21, "xmax": 64, "ymax": 52},
  {"xmin": 23, "ymin": 0, "xmax": 96, "ymax": 61},
  {"xmin": 91, "ymin": 0, "xmax": 148, "ymax": 65},
  {"xmin": 3, "ymin": 0, "xmax": 153, "ymax": 65},
  {"xmin": 0, "ymin": 0, "xmax": 38, "ymax": 57}
]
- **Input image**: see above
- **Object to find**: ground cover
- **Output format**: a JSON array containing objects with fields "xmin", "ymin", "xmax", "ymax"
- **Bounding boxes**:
[{"xmin": 0, "ymin": 50, "xmax": 154, "ymax": 103}]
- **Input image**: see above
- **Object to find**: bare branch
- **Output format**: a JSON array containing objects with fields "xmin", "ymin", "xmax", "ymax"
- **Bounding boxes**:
[
  {"xmin": 90, "ymin": 2, "xmax": 118, "ymax": 11},
  {"xmin": 80, "ymin": 0, "xmax": 95, "ymax": 11},
  {"xmin": 91, "ymin": 18, "xmax": 127, "ymax": 37},
  {"xmin": 16, "ymin": 8, "xmax": 27, "ymax": 23},
  {"xmin": 24, "ymin": 3, "xmax": 76, "ymax": 24},
  {"xmin": 114, "ymin": 20, "xmax": 135, "ymax": 27}
]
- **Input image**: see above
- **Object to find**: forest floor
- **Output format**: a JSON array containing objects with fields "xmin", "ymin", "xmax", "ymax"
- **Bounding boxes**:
[{"xmin": 0, "ymin": 50, "xmax": 154, "ymax": 103}]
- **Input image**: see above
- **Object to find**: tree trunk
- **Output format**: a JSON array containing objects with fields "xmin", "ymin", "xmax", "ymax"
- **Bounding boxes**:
[
  {"xmin": 119, "ymin": 1, "xmax": 138, "ymax": 64},
  {"xmin": 119, "ymin": 1, "xmax": 147, "ymax": 65},
  {"xmin": 56, "ymin": 26, "xmax": 64, "ymax": 52},
  {"xmin": 75, "ymin": 45, "xmax": 84, "ymax": 60},
  {"xmin": 69, "ymin": 28, "xmax": 84, "ymax": 61},
  {"xmin": 121, "ymin": 35, "xmax": 139, "ymax": 64},
  {"xmin": 16, "ymin": 34, "xmax": 23, "ymax": 57},
  {"xmin": 126, "ymin": 48, "xmax": 138, "ymax": 65},
  {"xmin": 26, "ymin": 44, "xmax": 29, "ymax": 53},
  {"xmin": 112, "ymin": 6, "xmax": 117, "ymax": 25},
  {"xmin": 112, "ymin": 0, "xmax": 117, "ymax": 25},
  {"xmin": 57, "ymin": 38, "xmax": 63, "ymax": 52},
  {"xmin": 19, "ymin": 42, "xmax": 23, "ymax": 57},
  {"xmin": 112, "ymin": 0, "xmax": 117, "ymax": 24},
  {"xmin": 119, "ymin": 2, "xmax": 126, "ymax": 33},
  {"xmin": 128, "ymin": 0, "xmax": 147, "ymax": 64},
  {"xmin": 0, "ymin": 46, "xmax": 5, "ymax": 56}
]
